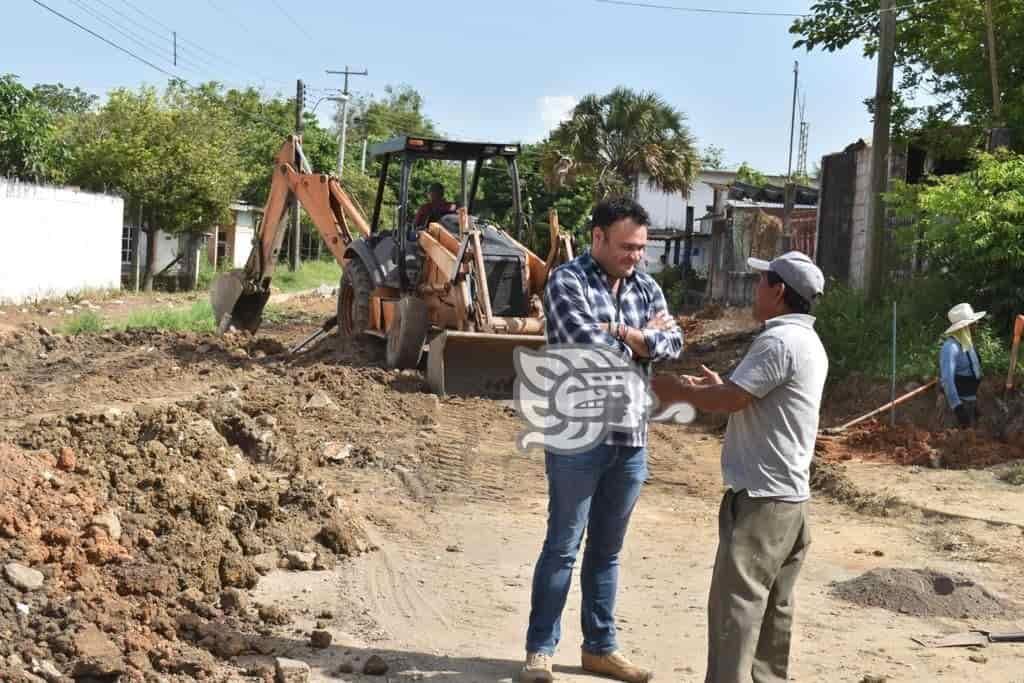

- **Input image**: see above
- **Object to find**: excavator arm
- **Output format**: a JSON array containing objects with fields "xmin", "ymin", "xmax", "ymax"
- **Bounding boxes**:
[{"xmin": 211, "ymin": 135, "xmax": 371, "ymax": 333}]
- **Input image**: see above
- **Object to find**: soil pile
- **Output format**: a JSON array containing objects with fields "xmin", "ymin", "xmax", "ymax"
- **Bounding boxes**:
[
  {"xmin": 832, "ymin": 568, "xmax": 1019, "ymax": 619},
  {"xmin": 1, "ymin": 386, "xmax": 373, "ymax": 681},
  {"xmin": 818, "ymin": 420, "xmax": 1024, "ymax": 469}
]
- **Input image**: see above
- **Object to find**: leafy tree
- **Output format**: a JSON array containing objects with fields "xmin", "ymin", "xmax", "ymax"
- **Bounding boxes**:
[
  {"xmin": 0, "ymin": 74, "xmax": 66, "ymax": 182},
  {"xmin": 31, "ymin": 83, "xmax": 97, "ymax": 116},
  {"xmin": 545, "ymin": 86, "xmax": 700, "ymax": 199},
  {"xmin": 475, "ymin": 141, "xmax": 595, "ymax": 252},
  {"xmin": 791, "ymin": 0, "xmax": 1024, "ymax": 142},
  {"xmin": 887, "ymin": 150, "xmax": 1024, "ymax": 326},
  {"xmin": 735, "ymin": 161, "xmax": 769, "ymax": 187},
  {"xmin": 700, "ymin": 145, "xmax": 726, "ymax": 170},
  {"xmin": 66, "ymin": 83, "xmax": 246, "ymax": 290}
]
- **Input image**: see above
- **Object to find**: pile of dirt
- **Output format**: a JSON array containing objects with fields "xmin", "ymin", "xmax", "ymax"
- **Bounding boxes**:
[
  {"xmin": 832, "ymin": 568, "xmax": 1019, "ymax": 619},
  {"xmin": 818, "ymin": 420, "xmax": 1024, "ymax": 469},
  {"xmin": 1, "ymin": 387, "xmax": 374, "ymax": 681}
]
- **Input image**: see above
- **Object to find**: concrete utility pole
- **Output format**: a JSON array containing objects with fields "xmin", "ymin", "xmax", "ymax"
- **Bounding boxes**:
[
  {"xmin": 866, "ymin": 0, "xmax": 896, "ymax": 302},
  {"xmin": 290, "ymin": 78, "xmax": 305, "ymax": 272},
  {"xmin": 326, "ymin": 66, "xmax": 368, "ymax": 178}
]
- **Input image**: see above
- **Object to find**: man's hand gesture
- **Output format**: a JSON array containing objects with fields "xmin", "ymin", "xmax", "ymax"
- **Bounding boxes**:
[{"xmin": 681, "ymin": 364, "xmax": 722, "ymax": 387}]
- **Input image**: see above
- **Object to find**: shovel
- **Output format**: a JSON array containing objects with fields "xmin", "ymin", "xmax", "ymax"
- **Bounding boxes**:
[{"xmin": 913, "ymin": 630, "xmax": 1024, "ymax": 648}]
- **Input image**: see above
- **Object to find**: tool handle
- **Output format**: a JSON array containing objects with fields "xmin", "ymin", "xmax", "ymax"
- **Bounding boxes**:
[
  {"xmin": 1007, "ymin": 315, "xmax": 1023, "ymax": 392},
  {"xmin": 988, "ymin": 632, "xmax": 1024, "ymax": 643}
]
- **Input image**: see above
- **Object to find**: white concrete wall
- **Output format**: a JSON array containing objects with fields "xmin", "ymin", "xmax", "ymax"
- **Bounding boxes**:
[
  {"xmin": 0, "ymin": 180, "xmax": 123, "ymax": 303},
  {"xmin": 232, "ymin": 210, "xmax": 255, "ymax": 269}
]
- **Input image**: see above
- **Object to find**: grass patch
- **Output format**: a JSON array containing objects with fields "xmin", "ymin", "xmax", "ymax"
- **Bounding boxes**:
[
  {"xmin": 998, "ymin": 463, "xmax": 1024, "ymax": 486},
  {"xmin": 816, "ymin": 276, "xmax": 1012, "ymax": 383},
  {"xmin": 273, "ymin": 260, "xmax": 342, "ymax": 293},
  {"xmin": 61, "ymin": 311, "xmax": 105, "ymax": 335},
  {"xmin": 119, "ymin": 301, "xmax": 217, "ymax": 334}
]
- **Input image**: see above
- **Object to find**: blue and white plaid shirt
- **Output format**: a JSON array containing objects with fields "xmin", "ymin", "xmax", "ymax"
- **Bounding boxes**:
[{"xmin": 544, "ymin": 251, "xmax": 684, "ymax": 447}]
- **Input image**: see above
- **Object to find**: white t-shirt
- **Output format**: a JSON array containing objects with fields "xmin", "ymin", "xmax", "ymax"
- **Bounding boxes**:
[{"xmin": 722, "ymin": 314, "xmax": 828, "ymax": 502}]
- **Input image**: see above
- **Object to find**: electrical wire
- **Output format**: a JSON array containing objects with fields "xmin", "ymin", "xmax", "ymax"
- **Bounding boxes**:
[
  {"xmin": 66, "ymin": 0, "xmax": 205, "ymax": 75},
  {"xmin": 595, "ymin": 0, "xmax": 945, "ymax": 18},
  {"xmin": 112, "ymin": 0, "xmax": 289, "ymax": 87},
  {"xmin": 30, "ymin": 0, "xmax": 181, "ymax": 78},
  {"xmin": 268, "ymin": 0, "xmax": 315, "ymax": 41},
  {"xmin": 30, "ymin": 0, "xmax": 296, "ymax": 137}
]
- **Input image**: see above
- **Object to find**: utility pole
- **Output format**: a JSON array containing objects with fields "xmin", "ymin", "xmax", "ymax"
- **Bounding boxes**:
[
  {"xmin": 290, "ymin": 78, "xmax": 305, "ymax": 272},
  {"xmin": 326, "ymin": 66, "xmax": 368, "ymax": 178},
  {"xmin": 783, "ymin": 61, "xmax": 800, "ymax": 251},
  {"xmin": 173, "ymin": 32, "xmax": 177, "ymax": 66},
  {"xmin": 866, "ymin": 0, "xmax": 896, "ymax": 301},
  {"xmin": 982, "ymin": 0, "xmax": 1012, "ymax": 150},
  {"xmin": 983, "ymin": 0, "xmax": 1002, "ymax": 123}
]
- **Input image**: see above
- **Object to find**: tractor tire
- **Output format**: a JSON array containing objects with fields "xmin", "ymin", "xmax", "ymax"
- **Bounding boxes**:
[
  {"xmin": 386, "ymin": 296, "xmax": 430, "ymax": 370},
  {"xmin": 337, "ymin": 258, "xmax": 372, "ymax": 341}
]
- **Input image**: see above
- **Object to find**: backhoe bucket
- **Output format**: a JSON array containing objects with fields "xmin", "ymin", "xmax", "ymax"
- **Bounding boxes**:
[
  {"xmin": 426, "ymin": 331, "xmax": 546, "ymax": 398},
  {"xmin": 210, "ymin": 270, "xmax": 268, "ymax": 334}
]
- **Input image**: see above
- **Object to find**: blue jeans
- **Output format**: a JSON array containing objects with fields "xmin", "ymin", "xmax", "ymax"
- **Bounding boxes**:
[{"xmin": 525, "ymin": 444, "xmax": 648, "ymax": 656}]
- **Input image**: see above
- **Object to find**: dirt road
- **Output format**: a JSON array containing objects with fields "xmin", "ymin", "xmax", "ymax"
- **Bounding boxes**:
[{"xmin": 2, "ymin": 296, "xmax": 1024, "ymax": 681}]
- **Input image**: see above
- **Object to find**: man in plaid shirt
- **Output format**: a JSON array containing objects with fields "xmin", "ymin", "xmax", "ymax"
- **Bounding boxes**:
[{"xmin": 520, "ymin": 197, "xmax": 683, "ymax": 683}]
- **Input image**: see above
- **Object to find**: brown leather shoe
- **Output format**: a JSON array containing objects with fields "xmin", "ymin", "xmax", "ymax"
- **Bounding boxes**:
[
  {"xmin": 581, "ymin": 650, "xmax": 653, "ymax": 682},
  {"xmin": 519, "ymin": 652, "xmax": 554, "ymax": 683}
]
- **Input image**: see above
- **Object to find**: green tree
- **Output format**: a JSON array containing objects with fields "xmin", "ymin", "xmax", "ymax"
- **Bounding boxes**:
[
  {"xmin": 0, "ymin": 74, "xmax": 66, "ymax": 182},
  {"xmin": 31, "ymin": 83, "xmax": 97, "ymax": 116},
  {"xmin": 545, "ymin": 86, "xmax": 700, "ymax": 199},
  {"xmin": 735, "ymin": 161, "xmax": 769, "ymax": 187},
  {"xmin": 887, "ymin": 150, "xmax": 1024, "ymax": 326},
  {"xmin": 67, "ymin": 83, "xmax": 246, "ymax": 290},
  {"xmin": 791, "ymin": 0, "xmax": 1024, "ymax": 141},
  {"xmin": 475, "ymin": 141, "xmax": 595, "ymax": 251},
  {"xmin": 701, "ymin": 145, "xmax": 726, "ymax": 170}
]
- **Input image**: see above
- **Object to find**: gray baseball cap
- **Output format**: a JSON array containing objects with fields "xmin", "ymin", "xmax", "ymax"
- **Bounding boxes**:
[{"xmin": 747, "ymin": 251, "xmax": 825, "ymax": 303}]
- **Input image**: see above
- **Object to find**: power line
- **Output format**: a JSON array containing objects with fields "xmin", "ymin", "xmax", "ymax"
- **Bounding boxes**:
[
  {"xmin": 29, "ymin": 0, "xmax": 181, "ymax": 78},
  {"xmin": 594, "ymin": 0, "xmax": 945, "ymax": 18},
  {"xmin": 268, "ymin": 0, "xmax": 315, "ymax": 41},
  {"xmin": 111, "ymin": 0, "xmax": 288, "ymax": 87},
  {"xmin": 30, "ymin": 0, "xmax": 298, "ymax": 137},
  {"xmin": 594, "ymin": 0, "xmax": 803, "ymax": 18},
  {"xmin": 66, "ymin": 0, "xmax": 205, "ymax": 75}
]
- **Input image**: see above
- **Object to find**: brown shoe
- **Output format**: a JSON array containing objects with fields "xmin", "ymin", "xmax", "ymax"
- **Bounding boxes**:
[
  {"xmin": 581, "ymin": 650, "xmax": 653, "ymax": 682},
  {"xmin": 519, "ymin": 652, "xmax": 554, "ymax": 683}
]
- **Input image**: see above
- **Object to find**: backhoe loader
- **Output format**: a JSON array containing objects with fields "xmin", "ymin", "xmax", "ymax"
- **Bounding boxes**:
[{"xmin": 211, "ymin": 134, "xmax": 573, "ymax": 397}]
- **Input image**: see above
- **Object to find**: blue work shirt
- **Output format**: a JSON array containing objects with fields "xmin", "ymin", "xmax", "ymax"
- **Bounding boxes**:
[{"xmin": 939, "ymin": 337, "xmax": 982, "ymax": 409}]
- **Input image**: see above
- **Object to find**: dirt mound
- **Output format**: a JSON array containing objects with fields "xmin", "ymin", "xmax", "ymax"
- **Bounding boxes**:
[
  {"xmin": 832, "ymin": 568, "xmax": 1019, "ymax": 619},
  {"xmin": 818, "ymin": 420, "xmax": 1024, "ymax": 469},
  {"xmin": 1, "ymin": 387, "xmax": 374, "ymax": 680}
]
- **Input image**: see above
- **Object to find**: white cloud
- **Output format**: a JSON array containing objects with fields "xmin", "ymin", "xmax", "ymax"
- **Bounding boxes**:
[{"xmin": 538, "ymin": 95, "xmax": 578, "ymax": 133}]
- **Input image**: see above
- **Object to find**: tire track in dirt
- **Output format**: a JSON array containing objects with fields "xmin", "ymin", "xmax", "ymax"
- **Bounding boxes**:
[{"xmin": 426, "ymin": 400, "xmax": 538, "ymax": 504}]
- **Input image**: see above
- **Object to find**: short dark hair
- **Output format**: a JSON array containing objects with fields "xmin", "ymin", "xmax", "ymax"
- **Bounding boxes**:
[
  {"xmin": 429, "ymin": 182, "xmax": 444, "ymax": 194},
  {"xmin": 765, "ymin": 271, "xmax": 812, "ymax": 314},
  {"xmin": 590, "ymin": 197, "xmax": 650, "ymax": 231}
]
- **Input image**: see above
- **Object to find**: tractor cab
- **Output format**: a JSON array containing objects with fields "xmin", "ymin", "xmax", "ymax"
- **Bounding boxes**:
[
  {"xmin": 367, "ymin": 135, "xmax": 526, "ymax": 239},
  {"xmin": 364, "ymin": 136, "xmax": 532, "ymax": 317}
]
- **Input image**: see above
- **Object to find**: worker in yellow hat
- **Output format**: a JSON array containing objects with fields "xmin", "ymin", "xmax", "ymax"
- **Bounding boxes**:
[{"xmin": 939, "ymin": 303, "xmax": 986, "ymax": 429}]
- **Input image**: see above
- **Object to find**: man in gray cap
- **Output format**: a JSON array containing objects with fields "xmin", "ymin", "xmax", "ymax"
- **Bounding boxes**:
[{"xmin": 651, "ymin": 251, "xmax": 828, "ymax": 683}]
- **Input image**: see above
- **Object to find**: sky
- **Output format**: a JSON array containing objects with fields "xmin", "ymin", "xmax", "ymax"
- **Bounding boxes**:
[{"xmin": 6, "ymin": 0, "xmax": 888, "ymax": 174}]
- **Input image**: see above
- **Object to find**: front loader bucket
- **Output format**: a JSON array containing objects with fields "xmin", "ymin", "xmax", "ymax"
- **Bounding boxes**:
[
  {"xmin": 426, "ymin": 331, "xmax": 546, "ymax": 398},
  {"xmin": 210, "ymin": 270, "xmax": 269, "ymax": 334}
]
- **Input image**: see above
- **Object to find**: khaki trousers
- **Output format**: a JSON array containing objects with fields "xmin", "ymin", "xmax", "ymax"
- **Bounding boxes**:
[{"xmin": 705, "ymin": 490, "xmax": 811, "ymax": 683}]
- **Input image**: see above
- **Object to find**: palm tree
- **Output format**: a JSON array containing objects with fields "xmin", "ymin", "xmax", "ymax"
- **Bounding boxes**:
[{"xmin": 544, "ymin": 87, "xmax": 699, "ymax": 200}]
